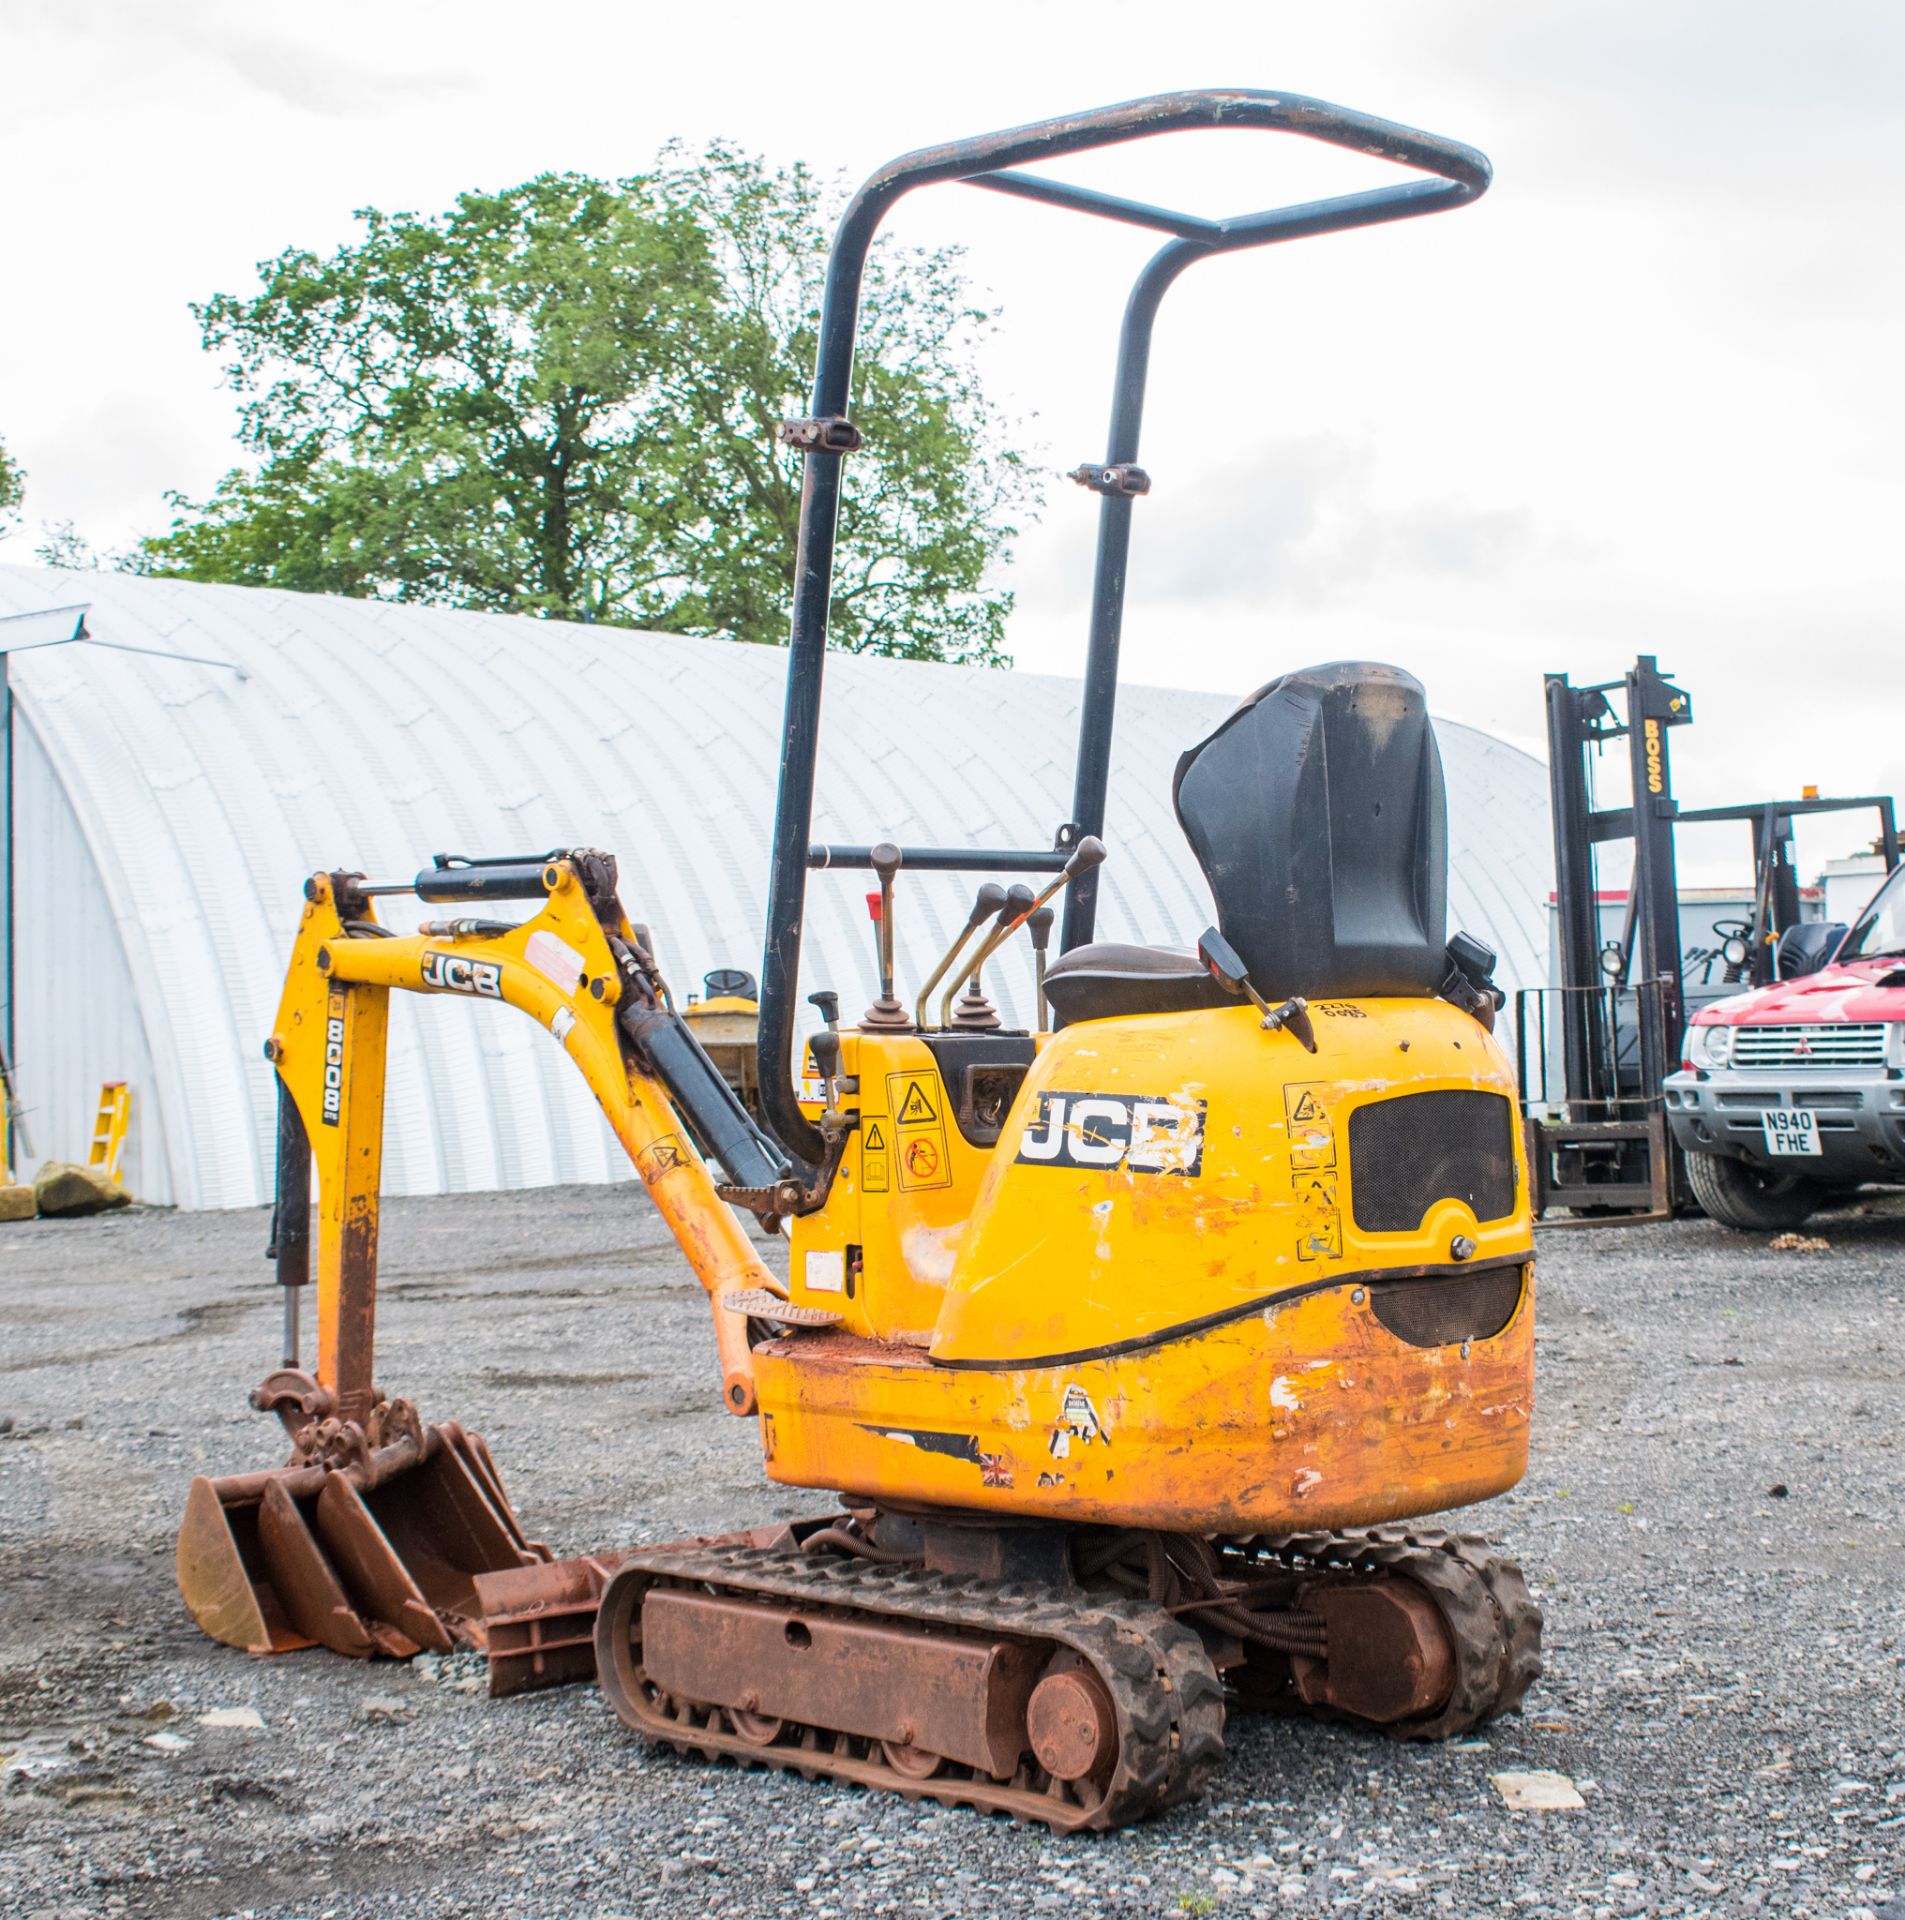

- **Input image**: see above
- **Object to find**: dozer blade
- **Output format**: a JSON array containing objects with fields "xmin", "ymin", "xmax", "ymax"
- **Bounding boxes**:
[
  {"xmin": 177, "ymin": 1421, "xmax": 549, "ymax": 1661},
  {"xmin": 473, "ymin": 1518, "xmax": 835, "ymax": 1698}
]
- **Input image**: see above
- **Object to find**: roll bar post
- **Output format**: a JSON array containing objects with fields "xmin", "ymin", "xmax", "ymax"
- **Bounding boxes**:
[{"xmin": 759, "ymin": 89, "xmax": 1491, "ymax": 1169}]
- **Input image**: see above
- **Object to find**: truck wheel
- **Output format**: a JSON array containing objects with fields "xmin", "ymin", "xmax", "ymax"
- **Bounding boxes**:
[{"xmin": 1684, "ymin": 1150, "xmax": 1825, "ymax": 1232}]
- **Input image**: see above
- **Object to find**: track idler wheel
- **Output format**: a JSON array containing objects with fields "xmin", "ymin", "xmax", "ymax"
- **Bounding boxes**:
[{"xmin": 1025, "ymin": 1657, "xmax": 1119, "ymax": 1786}]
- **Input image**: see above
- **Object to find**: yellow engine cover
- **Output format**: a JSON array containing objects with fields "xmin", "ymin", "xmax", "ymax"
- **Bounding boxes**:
[
  {"xmin": 933, "ymin": 999, "xmax": 1526, "ymax": 1364},
  {"xmin": 759, "ymin": 998, "xmax": 1535, "ymax": 1536}
]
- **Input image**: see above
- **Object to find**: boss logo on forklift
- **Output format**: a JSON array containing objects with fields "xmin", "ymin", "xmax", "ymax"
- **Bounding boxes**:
[
  {"xmin": 421, "ymin": 950, "xmax": 503, "ymax": 998},
  {"xmin": 1016, "ymin": 1092, "xmax": 1205, "ymax": 1176},
  {"xmin": 321, "ymin": 992, "xmax": 345, "ymax": 1127}
]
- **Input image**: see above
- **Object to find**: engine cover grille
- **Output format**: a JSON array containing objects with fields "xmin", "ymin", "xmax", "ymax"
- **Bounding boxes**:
[
  {"xmin": 1730, "ymin": 1023, "xmax": 1886, "ymax": 1069},
  {"xmin": 1348, "ymin": 1090, "xmax": 1517, "ymax": 1234}
]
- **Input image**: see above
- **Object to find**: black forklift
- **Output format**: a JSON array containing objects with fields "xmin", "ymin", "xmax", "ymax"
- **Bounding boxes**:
[{"xmin": 1519, "ymin": 655, "xmax": 1899, "ymax": 1222}]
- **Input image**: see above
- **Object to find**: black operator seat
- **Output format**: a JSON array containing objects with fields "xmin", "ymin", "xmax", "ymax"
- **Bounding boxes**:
[{"xmin": 1042, "ymin": 662, "xmax": 1448, "ymax": 1028}]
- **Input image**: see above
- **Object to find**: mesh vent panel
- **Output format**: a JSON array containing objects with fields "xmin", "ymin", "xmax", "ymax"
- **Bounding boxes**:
[{"xmin": 1348, "ymin": 1090, "xmax": 1516, "ymax": 1233}]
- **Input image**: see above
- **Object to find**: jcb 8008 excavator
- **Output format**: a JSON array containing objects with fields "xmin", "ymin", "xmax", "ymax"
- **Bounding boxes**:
[{"xmin": 177, "ymin": 90, "xmax": 1540, "ymax": 1831}]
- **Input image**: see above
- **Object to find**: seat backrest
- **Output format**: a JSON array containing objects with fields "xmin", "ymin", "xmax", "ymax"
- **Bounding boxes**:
[{"xmin": 1172, "ymin": 661, "xmax": 1447, "ymax": 998}]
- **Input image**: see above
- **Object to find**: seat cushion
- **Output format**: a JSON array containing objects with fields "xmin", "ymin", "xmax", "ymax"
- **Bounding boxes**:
[{"xmin": 1043, "ymin": 942, "xmax": 1236, "ymax": 1028}]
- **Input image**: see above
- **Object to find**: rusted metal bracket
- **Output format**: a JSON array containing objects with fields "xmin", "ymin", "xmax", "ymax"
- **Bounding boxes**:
[
  {"xmin": 780, "ymin": 415, "xmax": 865, "ymax": 454},
  {"xmin": 1068, "ymin": 462, "xmax": 1150, "ymax": 497}
]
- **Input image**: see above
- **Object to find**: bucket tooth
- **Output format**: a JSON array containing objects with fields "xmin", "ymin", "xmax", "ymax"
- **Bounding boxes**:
[
  {"xmin": 177, "ymin": 1475, "xmax": 315, "ymax": 1655},
  {"xmin": 315, "ymin": 1473, "xmax": 454, "ymax": 1654},
  {"xmin": 257, "ymin": 1478, "xmax": 386, "ymax": 1659}
]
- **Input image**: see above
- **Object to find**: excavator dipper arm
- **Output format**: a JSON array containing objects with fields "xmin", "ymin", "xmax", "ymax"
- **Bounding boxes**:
[{"xmin": 178, "ymin": 852, "xmax": 790, "ymax": 1664}]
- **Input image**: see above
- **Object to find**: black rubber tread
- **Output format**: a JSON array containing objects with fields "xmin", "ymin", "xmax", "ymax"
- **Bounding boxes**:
[
  {"xmin": 1215, "ymin": 1527, "xmax": 1543, "ymax": 1739},
  {"xmin": 1683, "ymin": 1150, "xmax": 1824, "ymax": 1232},
  {"xmin": 594, "ymin": 1542, "xmax": 1226, "ymax": 1833}
]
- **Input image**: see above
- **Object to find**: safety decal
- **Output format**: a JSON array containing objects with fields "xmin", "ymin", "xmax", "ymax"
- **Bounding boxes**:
[
  {"xmin": 1014, "ymin": 1092, "xmax": 1205, "ymax": 1176},
  {"xmin": 1283, "ymin": 1084, "xmax": 1342, "ymax": 1258},
  {"xmin": 860, "ymin": 1119, "xmax": 890, "ymax": 1193},
  {"xmin": 1284, "ymin": 1084, "xmax": 1335, "ymax": 1170},
  {"xmin": 634, "ymin": 1133, "xmax": 687, "ymax": 1186},
  {"xmin": 321, "ymin": 988, "xmax": 346, "ymax": 1127},
  {"xmin": 1294, "ymin": 1170, "xmax": 1343, "ymax": 1261},
  {"xmin": 525, "ymin": 929, "xmax": 586, "ymax": 994},
  {"xmin": 421, "ymin": 949, "xmax": 502, "ymax": 998},
  {"xmin": 885, "ymin": 1072, "xmax": 953, "ymax": 1192},
  {"xmin": 1048, "ymin": 1382, "xmax": 1111, "ymax": 1459},
  {"xmin": 805, "ymin": 1248, "xmax": 845, "ymax": 1294}
]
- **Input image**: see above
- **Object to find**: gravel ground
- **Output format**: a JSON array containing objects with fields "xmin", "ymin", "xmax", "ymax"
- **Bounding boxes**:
[{"xmin": 2, "ymin": 1184, "xmax": 1901, "ymax": 1920}]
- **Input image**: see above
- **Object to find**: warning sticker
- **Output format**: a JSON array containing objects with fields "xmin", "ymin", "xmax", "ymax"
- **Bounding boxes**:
[
  {"xmin": 885, "ymin": 1071, "xmax": 953, "ymax": 1192},
  {"xmin": 1284, "ymin": 1084, "xmax": 1335, "ymax": 1171},
  {"xmin": 635, "ymin": 1133, "xmax": 688, "ymax": 1187},
  {"xmin": 861, "ymin": 1119, "xmax": 890, "ymax": 1193},
  {"xmin": 1293, "ymin": 1169, "xmax": 1343, "ymax": 1261}
]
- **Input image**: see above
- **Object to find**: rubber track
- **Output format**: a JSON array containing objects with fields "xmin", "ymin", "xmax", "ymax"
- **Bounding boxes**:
[
  {"xmin": 1218, "ymin": 1526, "xmax": 1543, "ymax": 1739},
  {"xmin": 597, "ymin": 1542, "xmax": 1226, "ymax": 1832}
]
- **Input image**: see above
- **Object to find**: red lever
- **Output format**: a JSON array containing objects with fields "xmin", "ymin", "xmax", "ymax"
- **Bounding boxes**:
[{"xmin": 866, "ymin": 891, "xmax": 883, "ymax": 922}]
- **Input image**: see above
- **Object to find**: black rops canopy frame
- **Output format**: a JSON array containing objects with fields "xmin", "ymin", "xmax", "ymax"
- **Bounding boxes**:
[{"xmin": 761, "ymin": 89, "xmax": 1492, "ymax": 1170}]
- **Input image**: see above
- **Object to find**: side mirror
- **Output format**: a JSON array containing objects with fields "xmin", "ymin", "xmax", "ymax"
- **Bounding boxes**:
[{"xmin": 1775, "ymin": 922, "xmax": 1845, "ymax": 979}]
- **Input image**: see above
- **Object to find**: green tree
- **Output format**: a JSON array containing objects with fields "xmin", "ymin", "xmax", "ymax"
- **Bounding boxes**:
[{"xmin": 138, "ymin": 147, "xmax": 1033, "ymax": 663}]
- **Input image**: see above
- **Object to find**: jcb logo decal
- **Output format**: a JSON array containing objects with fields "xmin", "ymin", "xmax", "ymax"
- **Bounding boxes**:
[
  {"xmin": 1015, "ymin": 1092, "xmax": 1205, "ymax": 1176},
  {"xmin": 421, "ymin": 950, "xmax": 502, "ymax": 997},
  {"xmin": 321, "ymin": 991, "xmax": 345, "ymax": 1127}
]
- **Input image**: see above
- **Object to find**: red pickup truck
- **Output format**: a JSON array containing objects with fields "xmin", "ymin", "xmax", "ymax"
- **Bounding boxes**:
[{"xmin": 1664, "ymin": 862, "xmax": 1905, "ymax": 1228}]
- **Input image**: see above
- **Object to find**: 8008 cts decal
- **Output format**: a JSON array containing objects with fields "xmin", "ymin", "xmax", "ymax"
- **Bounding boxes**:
[
  {"xmin": 1015, "ymin": 1091, "xmax": 1205, "ymax": 1176},
  {"xmin": 321, "ymin": 988, "xmax": 346, "ymax": 1126},
  {"xmin": 421, "ymin": 950, "xmax": 502, "ymax": 997}
]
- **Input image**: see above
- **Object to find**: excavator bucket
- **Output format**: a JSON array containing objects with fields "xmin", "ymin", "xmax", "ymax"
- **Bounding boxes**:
[{"xmin": 178, "ymin": 1419, "xmax": 549, "ymax": 1660}]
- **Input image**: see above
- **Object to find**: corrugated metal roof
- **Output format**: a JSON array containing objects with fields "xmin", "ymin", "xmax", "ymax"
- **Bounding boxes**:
[{"xmin": 0, "ymin": 564, "xmax": 1552, "ymax": 1209}]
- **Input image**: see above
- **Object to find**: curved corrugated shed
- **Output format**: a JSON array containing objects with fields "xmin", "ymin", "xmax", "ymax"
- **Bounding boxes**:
[{"xmin": 0, "ymin": 565, "xmax": 1550, "ymax": 1208}]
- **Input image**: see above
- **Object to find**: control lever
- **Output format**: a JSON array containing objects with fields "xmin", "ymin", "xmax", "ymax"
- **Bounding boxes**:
[
  {"xmin": 915, "ymin": 882, "xmax": 1008, "ymax": 1031},
  {"xmin": 860, "ymin": 843, "xmax": 911, "ymax": 1029},
  {"xmin": 956, "ymin": 836, "xmax": 1108, "ymax": 1000},
  {"xmin": 1026, "ymin": 905, "xmax": 1055, "ymax": 1030},
  {"xmin": 808, "ymin": 989, "xmax": 840, "ymax": 1031},
  {"xmin": 1197, "ymin": 926, "xmax": 1317, "ymax": 1053},
  {"xmin": 809, "ymin": 1027, "xmax": 843, "ymax": 1111},
  {"xmin": 943, "ymin": 883, "xmax": 1034, "ymax": 1029}
]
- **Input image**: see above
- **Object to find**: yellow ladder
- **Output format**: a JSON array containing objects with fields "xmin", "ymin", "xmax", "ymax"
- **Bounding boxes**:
[{"xmin": 87, "ymin": 1081, "xmax": 131, "ymax": 1186}]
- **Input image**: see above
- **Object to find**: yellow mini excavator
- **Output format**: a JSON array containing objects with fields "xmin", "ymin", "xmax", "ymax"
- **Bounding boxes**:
[{"xmin": 178, "ymin": 90, "xmax": 1541, "ymax": 1831}]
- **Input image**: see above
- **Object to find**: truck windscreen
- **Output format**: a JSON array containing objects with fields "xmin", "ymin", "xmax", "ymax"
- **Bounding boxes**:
[{"xmin": 1838, "ymin": 864, "xmax": 1905, "ymax": 961}]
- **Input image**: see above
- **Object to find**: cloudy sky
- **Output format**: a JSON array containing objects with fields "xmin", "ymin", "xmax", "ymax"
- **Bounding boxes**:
[{"xmin": 3, "ymin": 0, "xmax": 1900, "ymax": 884}]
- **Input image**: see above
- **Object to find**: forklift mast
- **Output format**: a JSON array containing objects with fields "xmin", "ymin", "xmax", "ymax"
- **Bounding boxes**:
[{"xmin": 1544, "ymin": 656, "xmax": 1692, "ymax": 1113}]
